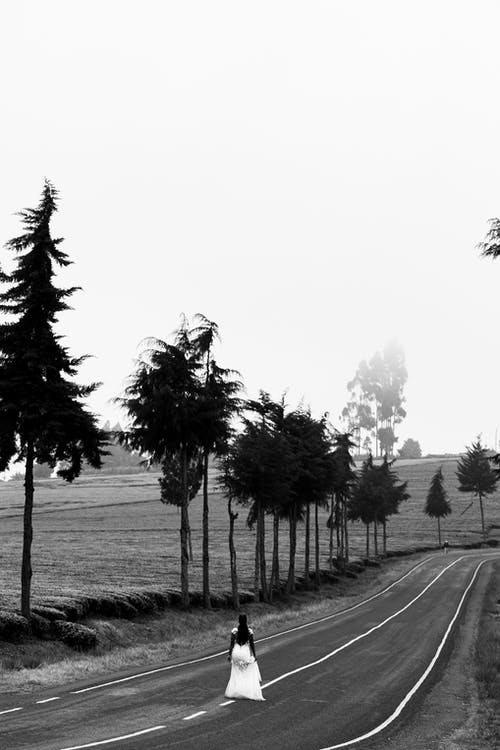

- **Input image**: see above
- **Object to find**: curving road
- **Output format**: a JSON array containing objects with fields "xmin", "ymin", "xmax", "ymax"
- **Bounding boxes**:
[{"xmin": 1, "ymin": 551, "xmax": 498, "ymax": 750}]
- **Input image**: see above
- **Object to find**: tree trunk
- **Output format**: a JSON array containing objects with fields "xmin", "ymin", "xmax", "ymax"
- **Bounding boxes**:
[
  {"xmin": 286, "ymin": 504, "xmax": 297, "ymax": 594},
  {"xmin": 366, "ymin": 523, "xmax": 370, "ymax": 558},
  {"xmin": 329, "ymin": 494, "xmax": 334, "ymax": 571},
  {"xmin": 259, "ymin": 504, "xmax": 269, "ymax": 602},
  {"xmin": 382, "ymin": 519, "xmax": 387, "ymax": 554},
  {"xmin": 338, "ymin": 497, "xmax": 345, "ymax": 571},
  {"xmin": 180, "ymin": 445, "xmax": 190, "ymax": 608},
  {"xmin": 270, "ymin": 508, "xmax": 280, "ymax": 599},
  {"xmin": 437, "ymin": 516, "xmax": 441, "ymax": 547},
  {"xmin": 335, "ymin": 497, "xmax": 343, "ymax": 561},
  {"xmin": 254, "ymin": 502, "xmax": 260, "ymax": 601},
  {"xmin": 373, "ymin": 517, "xmax": 378, "ymax": 556},
  {"xmin": 343, "ymin": 498, "xmax": 349, "ymax": 564},
  {"xmin": 228, "ymin": 498, "xmax": 239, "ymax": 610},
  {"xmin": 479, "ymin": 494, "xmax": 486, "ymax": 543},
  {"xmin": 314, "ymin": 500, "xmax": 320, "ymax": 589},
  {"xmin": 304, "ymin": 502, "xmax": 310, "ymax": 588},
  {"xmin": 21, "ymin": 440, "xmax": 35, "ymax": 619},
  {"xmin": 202, "ymin": 450, "xmax": 211, "ymax": 608}
]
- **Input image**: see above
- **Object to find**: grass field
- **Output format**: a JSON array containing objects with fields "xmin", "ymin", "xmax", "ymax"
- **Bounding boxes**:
[{"xmin": 1, "ymin": 458, "xmax": 499, "ymax": 612}]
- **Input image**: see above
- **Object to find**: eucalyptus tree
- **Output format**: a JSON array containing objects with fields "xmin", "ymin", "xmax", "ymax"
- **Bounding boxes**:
[
  {"xmin": 0, "ymin": 181, "xmax": 106, "ymax": 618},
  {"xmin": 344, "ymin": 343, "xmax": 407, "ymax": 457},
  {"xmin": 424, "ymin": 466, "xmax": 451, "ymax": 546},
  {"xmin": 456, "ymin": 438, "xmax": 499, "ymax": 544},
  {"xmin": 118, "ymin": 335, "xmax": 203, "ymax": 608},
  {"xmin": 189, "ymin": 314, "xmax": 243, "ymax": 607}
]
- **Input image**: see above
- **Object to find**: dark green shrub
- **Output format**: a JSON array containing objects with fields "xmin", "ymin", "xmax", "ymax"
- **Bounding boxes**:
[
  {"xmin": 32, "ymin": 606, "xmax": 67, "ymax": 622},
  {"xmin": 30, "ymin": 613, "xmax": 52, "ymax": 639},
  {"xmin": 52, "ymin": 621, "xmax": 96, "ymax": 650},
  {"xmin": 0, "ymin": 610, "xmax": 29, "ymax": 640}
]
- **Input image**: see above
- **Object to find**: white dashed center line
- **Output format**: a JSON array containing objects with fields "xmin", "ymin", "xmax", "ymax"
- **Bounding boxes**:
[
  {"xmin": 37, "ymin": 697, "xmax": 61, "ymax": 704},
  {"xmin": 183, "ymin": 711, "xmax": 207, "ymax": 721},
  {"xmin": 0, "ymin": 707, "xmax": 23, "ymax": 715}
]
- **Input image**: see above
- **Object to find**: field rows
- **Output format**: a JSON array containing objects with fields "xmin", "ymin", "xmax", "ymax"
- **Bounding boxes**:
[{"xmin": 0, "ymin": 459, "xmax": 499, "ymax": 610}]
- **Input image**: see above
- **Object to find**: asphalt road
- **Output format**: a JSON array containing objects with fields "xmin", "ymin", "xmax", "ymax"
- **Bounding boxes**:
[{"xmin": 1, "ymin": 551, "xmax": 498, "ymax": 750}]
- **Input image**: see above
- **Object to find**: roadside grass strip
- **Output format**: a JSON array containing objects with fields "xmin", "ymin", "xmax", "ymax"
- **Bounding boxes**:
[
  {"xmin": 318, "ymin": 557, "xmax": 494, "ymax": 749},
  {"xmin": 59, "ymin": 726, "xmax": 167, "ymax": 750},
  {"xmin": 261, "ymin": 555, "xmax": 467, "ymax": 691},
  {"xmin": 70, "ymin": 555, "xmax": 438, "ymax": 696}
]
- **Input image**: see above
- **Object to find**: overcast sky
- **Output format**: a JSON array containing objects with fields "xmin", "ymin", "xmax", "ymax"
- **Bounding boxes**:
[{"xmin": 2, "ymin": 1, "xmax": 500, "ymax": 455}]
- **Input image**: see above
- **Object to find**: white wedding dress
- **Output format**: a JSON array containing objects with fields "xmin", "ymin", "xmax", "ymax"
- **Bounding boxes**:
[{"xmin": 225, "ymin": 629, "xmax": 265, "ymax": 701}]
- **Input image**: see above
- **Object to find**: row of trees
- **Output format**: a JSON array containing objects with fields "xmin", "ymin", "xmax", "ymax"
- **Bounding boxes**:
[
  {"xmin": 424, "ymin": 440, "xmax": 500, "ymax": 545},
  {"xmin": 1, "ymin": 183, "xmax": 499, "ymax": 620}
]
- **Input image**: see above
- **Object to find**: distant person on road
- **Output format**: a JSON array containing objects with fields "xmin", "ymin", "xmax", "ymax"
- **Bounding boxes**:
[
  {"xmin": 443, "ymin": 539, "xmax": 449, "ymax": 553},
  {"xmin": 225, "ymin": 613, "xmax": 265, "ymax": 701}
]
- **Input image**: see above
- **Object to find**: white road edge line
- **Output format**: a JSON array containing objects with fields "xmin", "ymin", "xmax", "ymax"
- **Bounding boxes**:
[
  {"xmin": 59, "ymin": 725, "xmax": 166, "ymax": 750},
  {"xmin": 36, "ymin": 697, "xmax": 60, "ymax": 704},
  {"xmin": 318, "ymin": 557, "xmax": 491, "ymax": 749},
  {"xmin": 0, "ymin": 707, "xmax": 23, "ymax": 715},
  {"xmin": 70, "ymin": 555, "xmax": 439, "ymax": 695},
  {"xmin": 261, "ymin": 556, "xmax": 465, "ymax": 690},
  {"xmin": 183, "ymin": 711, "xmax": 207, "ymax": 721}
]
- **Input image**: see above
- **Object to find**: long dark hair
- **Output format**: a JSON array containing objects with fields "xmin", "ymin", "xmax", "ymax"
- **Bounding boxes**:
[{"xmin": 236, "ymin": 613, "xmax": 250, "ymax": 645}]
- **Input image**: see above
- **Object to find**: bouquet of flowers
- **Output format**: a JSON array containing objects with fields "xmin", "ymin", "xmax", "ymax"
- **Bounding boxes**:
[{"xmin": 233, "ymin": 655, "xmax": 255, "ymax": 671}]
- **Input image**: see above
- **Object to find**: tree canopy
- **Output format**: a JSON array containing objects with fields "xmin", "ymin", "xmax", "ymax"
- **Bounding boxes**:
[{"xmin": 456, "ymin": 438, "xmax": 499, "ymax": 543}]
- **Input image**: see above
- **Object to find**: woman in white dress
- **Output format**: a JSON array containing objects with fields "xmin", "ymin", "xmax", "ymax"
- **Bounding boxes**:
[{"xmin": 225, "ymin": 614, "xmax": 265, "ymax": 701}]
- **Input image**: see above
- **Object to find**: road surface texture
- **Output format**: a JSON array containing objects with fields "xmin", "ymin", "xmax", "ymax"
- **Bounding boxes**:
[{"xmin": 1, "ymin": 551, "xmax": 498, "ymax": 750}]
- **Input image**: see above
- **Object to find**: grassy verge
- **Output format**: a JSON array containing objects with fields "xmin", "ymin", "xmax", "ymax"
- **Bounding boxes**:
[
  {"xmin": 0, "ymin": 552, "xmax": 437, "ymax": 695},
  {"xmin": 474, "ymin": 560, "xmax": 500, "ymax": 745}
]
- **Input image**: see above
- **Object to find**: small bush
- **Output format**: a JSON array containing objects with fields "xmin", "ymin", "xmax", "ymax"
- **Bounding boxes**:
[
  {"xmin": 209, "ymin": 593, "xmax": 227, "ymax": 608},
  {"xmin": 52, "ymin": 621, "xmax": 96, "ymax": 650},
  {"xmin": 0, "ymin": 610, "xmax": 29, "ymax": 640},
  {"xmin": 32, "ymin": 606, "xmax": 67, "ymax": 622},
  {"xmin": 30, "ymin": 614, "xmax": 52, "ymax": 639}
]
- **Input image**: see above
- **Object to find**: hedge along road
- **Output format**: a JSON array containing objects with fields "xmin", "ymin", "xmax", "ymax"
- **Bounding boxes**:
[{"xmin": 1, "ymin": 551, "xmax": 498, "ymax": 750}]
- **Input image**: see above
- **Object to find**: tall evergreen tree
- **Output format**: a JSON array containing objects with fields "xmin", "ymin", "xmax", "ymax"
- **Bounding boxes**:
[
  {"xmin": 348, "ymin": 454, "xmax": 408, "ymax": 556},
  {"xmin": 190, "ymin": 314, "xmax": 242, "ymax": 608},
  {"xmin": 118, "ymin": 335, "xmax": 203, "ymax": 608},
  {"xmin": 456, "ymin": 438, "xmax": 499, "ymax": 544},
  {"xmin": 348, "ymin": 454, "xmax": 375, "ymax": 557},
  {"xmin": 0, "ymin": 181, "xmax": 106, "ymax": 618},
  {"xmin": 330, "ymin": 433, "xmax": 356, "ymax": 570},
  {"xmin": 222, "ymin": 392, "xmax": 294, "ymax": 602},
  {"xmin": 424, "ymin": 466, "xmax": 451, "ymax": 546}
]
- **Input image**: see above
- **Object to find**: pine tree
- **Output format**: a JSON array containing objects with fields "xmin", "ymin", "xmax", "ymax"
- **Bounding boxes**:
[
  {"xmin": 0, "ymin": 181, "xmax": 106, "ymax": 618},
  {"xmin": 424, "ymin": 466, "xmax": 451, "ymax": 546},
  {"xmin": 456, "ymin": 438, "xmax": 499, "ymax": 544}
]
